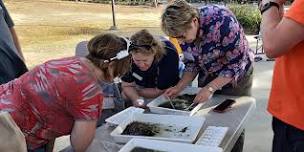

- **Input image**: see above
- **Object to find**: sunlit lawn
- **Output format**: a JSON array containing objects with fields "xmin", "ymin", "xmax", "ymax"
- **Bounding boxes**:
[{"xmin": 6, "ymin": 0, "xmax": 164, "ymax": 68}]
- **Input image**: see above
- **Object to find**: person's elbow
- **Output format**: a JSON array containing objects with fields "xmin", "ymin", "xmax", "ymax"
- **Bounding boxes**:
[
  {"xmin": 70, "ymin": 120, "xmax": 97, "ymax": 152},
  {"xmin": 262, "ymin": 33, "xmax": 293, "ymax": 58},
  {"xmin": 71, "ymin": 137, "xmax": 94, "ymax": 152},
  {"xmin": 263, "ymin": 42, "xmax": 283, "ymax": 58},
  {"xmin": 72, "ymin": 145, "xmax": 89, "ymax": 152},
  {"xmin": 264, "ymin": 46, "xmax": 278, "ymax": 58}
]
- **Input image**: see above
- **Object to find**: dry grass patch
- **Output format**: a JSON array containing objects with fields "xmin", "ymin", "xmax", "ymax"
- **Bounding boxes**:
[{"xmin": 5, "ymin": 0, "xmax": 163, "ymax": 68}]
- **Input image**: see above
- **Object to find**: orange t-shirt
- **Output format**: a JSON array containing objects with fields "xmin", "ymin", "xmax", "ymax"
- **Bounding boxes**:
[{"xmin": 267, "ymin": 0, "xmax": 304, "ymax": 130}]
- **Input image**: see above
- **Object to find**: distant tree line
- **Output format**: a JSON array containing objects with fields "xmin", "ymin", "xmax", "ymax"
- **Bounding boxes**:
[
  {"xmin": 68, "ymin": 0, "xmax": 294, "ymax": 7},
  {"xmin": 69, "ymin": 0, "xmax": 157, "ymax": 5},
  {"xmin": 186, "ymin": 0, "xmax": 294, "ymax": 5}
]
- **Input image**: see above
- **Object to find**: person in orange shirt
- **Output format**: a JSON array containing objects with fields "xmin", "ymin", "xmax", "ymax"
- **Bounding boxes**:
[{"xmin": 260, "ymin": 0, "xmax": 304, "ymax": 151}]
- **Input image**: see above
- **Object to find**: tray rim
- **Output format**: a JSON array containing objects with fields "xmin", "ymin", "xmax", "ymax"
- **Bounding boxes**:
[
  {"xmin": 110, "ymin": 113, "xmax": 206, "ymax": 144},
  {"xmin": 105, "ymin": 106, "xmax": 145, "ymax": 126},
  {"xmin": 118, "ymin": 138, "xmax": 223, "ymax": 152}
]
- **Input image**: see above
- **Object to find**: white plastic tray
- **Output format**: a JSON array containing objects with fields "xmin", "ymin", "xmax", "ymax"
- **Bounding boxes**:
[
  {"xmin": 119, "ymin": 138, "xmax": 223, "ymax": 152},
  {"xmin": 110, "ymin": 113, "xmax": 205, "ymax": 144},
  {"xmin": 105, "ymin": 107, "xmax": 145, "ymax": 126},
  {"xmin": 147, "ymin": 87, "xmax": 204, "ymax": 115}
]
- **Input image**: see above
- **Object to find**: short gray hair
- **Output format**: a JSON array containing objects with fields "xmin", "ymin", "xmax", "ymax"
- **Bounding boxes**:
[{"xmin": 161, "ymin": 0, "xmax": 198, "ymax": 37}]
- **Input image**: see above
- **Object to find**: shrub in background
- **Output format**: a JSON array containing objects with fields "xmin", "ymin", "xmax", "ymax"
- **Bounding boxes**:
[{"xmin": 228, "ymin": 4, "xmax": 261, "ymax": 34}]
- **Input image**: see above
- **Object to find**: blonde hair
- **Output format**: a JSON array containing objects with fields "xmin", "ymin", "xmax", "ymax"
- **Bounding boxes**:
[
  {"xmin": 130, "ymin": 29, "xmax": 165, "ymax": 62},
  {"xmin": 161, "ymin": 0, "xmax": 198, "ymax": 37},
  {"xmin": 86, "ymin": 33, "xmax": 131, "ymax": 80}
]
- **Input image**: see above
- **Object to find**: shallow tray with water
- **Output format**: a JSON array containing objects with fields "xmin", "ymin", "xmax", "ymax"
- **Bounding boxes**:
[{"xmin": 158, "ymin": 94, "xmax": 196, "ymax": 111}]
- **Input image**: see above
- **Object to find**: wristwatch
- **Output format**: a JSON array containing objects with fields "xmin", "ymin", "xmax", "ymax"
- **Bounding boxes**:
[{"xmin": 260, "ymin": 1, "xmax": 280, "ymax": 14}]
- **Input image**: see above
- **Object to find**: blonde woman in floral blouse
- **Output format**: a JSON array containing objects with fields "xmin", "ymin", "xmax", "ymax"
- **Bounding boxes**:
[
  {"xmin": 162, "ymin": 1, "xmax": 254, "ymax": 152},
  {"xmin": 162, "ymin": 0, "xmax": 254, "ymax": 102}
]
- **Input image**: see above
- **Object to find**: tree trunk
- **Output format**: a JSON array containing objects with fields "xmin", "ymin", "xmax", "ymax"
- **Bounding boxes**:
[{"xmin": 153, "ymin": 0, "xmax": 158, "ymax": 8}]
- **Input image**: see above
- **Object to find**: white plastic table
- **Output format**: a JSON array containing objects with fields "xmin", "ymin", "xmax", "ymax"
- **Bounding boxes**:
[
  {"xmin": 194, "ymin": 95, "xmax": 256, "ymax": 152},
  {"xmin": 64, "ymin": 95, "xmax": 256, "ymax": 152}
]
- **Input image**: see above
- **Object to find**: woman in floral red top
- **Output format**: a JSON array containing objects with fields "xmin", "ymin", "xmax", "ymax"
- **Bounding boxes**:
[
  {"xmin": 0, "ymin": 33, "xmax": 131, "ymax": 152},
  {"xmin": 161, "ymin": 1, "xmax": 253, "ymax": 152}
]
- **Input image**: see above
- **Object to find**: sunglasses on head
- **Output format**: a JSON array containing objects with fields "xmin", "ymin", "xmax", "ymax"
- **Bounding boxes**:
[
  {"xmin": 130, "ymin": 43, "xmax": 152, "ymax": 50},
  {"xmin": 103, "ymin": 37, "xmax": 132, "ymax": 63}
]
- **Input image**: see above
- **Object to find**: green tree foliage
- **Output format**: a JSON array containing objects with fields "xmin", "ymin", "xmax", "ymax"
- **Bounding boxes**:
[{"xmin": 68, "ymin": 0, "xmax": 156, "ymax": 5}]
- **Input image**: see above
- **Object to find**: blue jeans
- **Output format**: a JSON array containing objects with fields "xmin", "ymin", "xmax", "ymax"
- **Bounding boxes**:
[{"xmin": 272, "ymin": 117, "xmax": 304, "ymax": 152}]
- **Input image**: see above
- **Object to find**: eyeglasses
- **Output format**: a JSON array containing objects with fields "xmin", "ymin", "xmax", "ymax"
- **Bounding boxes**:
[
  {"xmin": 171, "ymin": 33, "xmax": 186, "ymax": 39},
  {"xmin": 104, "ymin": 37, "xmax": 132, "ymax": 63},
  {"xmin": 130, "ymin": 43, "xmax": 152, "ymax": 50},
  {"xmin": 172, "ymin": 35, "xmax": 186, "ymax": 39}
]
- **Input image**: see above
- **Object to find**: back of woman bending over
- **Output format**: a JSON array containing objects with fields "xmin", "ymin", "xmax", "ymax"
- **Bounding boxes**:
[{"xmin": 0, "ymin": 33, "xmax": 131, "ymax": 152}]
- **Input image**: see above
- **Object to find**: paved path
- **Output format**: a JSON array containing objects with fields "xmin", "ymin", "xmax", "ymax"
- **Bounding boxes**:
[{"xmin": 244, "ymin": 36, "xmax": 274, "ymax": 152}]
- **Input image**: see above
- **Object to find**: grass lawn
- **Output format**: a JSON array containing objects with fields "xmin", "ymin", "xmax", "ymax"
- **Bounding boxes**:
[{"xmin": 5, "ymin": 0, "xmax": 164, "ymax": 68}]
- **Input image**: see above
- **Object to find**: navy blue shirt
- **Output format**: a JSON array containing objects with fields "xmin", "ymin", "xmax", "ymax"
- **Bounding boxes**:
[{"xmin": 122, "ymin": 38, "xmax": 180, "ymax": 90}]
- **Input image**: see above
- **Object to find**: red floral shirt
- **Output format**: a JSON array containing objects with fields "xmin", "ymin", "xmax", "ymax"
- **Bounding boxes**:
[{"xmin": 0, "ymin": 57, "xmax": 103, "ymax": 149}]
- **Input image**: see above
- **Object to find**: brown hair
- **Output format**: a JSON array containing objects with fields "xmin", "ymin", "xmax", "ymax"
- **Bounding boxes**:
[
  {"xmin": 86, "ymin": 33, "xmax": 131, "ymax": 81},
  {"xmin": 161, "ymin": 0, "xmax": 198, "ymax": 37},
  {"xmin": 130, "ymin": 29, "xmax": 165, "ymax": 62}
]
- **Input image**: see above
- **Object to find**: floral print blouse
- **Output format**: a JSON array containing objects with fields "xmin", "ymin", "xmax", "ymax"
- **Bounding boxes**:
[{"xmin": 180, "ymin": 5, "xmax": 254, "ymax": 87}]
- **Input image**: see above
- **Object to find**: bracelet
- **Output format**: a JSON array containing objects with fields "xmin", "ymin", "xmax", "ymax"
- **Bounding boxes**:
[
  {"xmin": 136, "ymin": 98, "xmax": 145, "ymax": 105},
  {"xmin": 205, "ymin": 84, "xmax": 217, "ymax": 93}
]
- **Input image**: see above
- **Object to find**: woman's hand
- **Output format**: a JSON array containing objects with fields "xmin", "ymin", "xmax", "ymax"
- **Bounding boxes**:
[
  {"xmin": 193, "ymin": 87, "xmax": 213, "ymax": 104},
  {"xmin": 164, "ymin": 86, "xmax": 182, "ymax": 99},
  {"xmin": 164, "ymin": 72, "xmax": 197, "ymax": 98}
]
